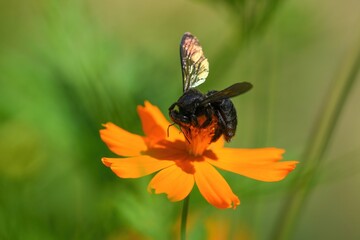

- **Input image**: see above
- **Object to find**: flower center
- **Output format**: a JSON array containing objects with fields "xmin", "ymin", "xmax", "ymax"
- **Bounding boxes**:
[{"xmin": 182, "ymin": 116, "xmax": 218, "ymax": 156}]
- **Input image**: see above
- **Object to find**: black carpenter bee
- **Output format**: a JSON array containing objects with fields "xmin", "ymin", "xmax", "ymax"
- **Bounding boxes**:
[{"xmin": 169, "ymin": 32, "xmax": 253, "ymax": 143}]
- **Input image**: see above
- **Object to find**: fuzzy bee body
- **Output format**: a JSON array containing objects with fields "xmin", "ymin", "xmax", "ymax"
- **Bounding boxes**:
[
  {"xmin": 169, "ymin": 32, "xmax": 252, "ymax": 143},
  {"xmin": 206, "ymin": 90, "xmax": 237, "ymax": 142}
]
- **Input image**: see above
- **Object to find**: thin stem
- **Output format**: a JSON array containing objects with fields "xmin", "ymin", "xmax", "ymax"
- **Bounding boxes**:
[
  {"xmin": 272, "ymin": 39, "xmax": 360, "ymax": 240},
  {"xmin": 180, "ymin": 195, "xmax": 190, "ymax": 240}
]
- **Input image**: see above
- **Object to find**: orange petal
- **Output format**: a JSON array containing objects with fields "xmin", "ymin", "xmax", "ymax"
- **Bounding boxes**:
[
  {"xmin": 194, "ymin": 161, "xmax": 240, "ymax": 209},
  {"xmin": 209, "ymin": 137, "xmax": 225, "ymax": 150},
  {"xmin": 102, "ymin": 156, "xmax": 174, "ymax": 178},
  {"xmin": 137, "ymin": 101, "xmax": 184, "ymax": 144},
  {"xmin": 100, "ymin": 122, "xmax": 147, "ymax": 157},
  {"xmin": 148, "ymin": 165, "xmax": 194, "ymax": 201},
  {"xmin": 208, "ymin": 148, "xmax": 298, "ymax": 182}
]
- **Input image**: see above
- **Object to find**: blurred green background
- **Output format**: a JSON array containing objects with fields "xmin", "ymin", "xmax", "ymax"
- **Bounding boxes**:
[{"xmin": 1, "ymin": 0, "xmax": 359, "ymax": 239}]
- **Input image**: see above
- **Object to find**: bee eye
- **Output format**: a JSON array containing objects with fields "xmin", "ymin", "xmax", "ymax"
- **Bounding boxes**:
[{"xmin": 173, "ymin": 105, "xmax": 180, "ymax": 112}]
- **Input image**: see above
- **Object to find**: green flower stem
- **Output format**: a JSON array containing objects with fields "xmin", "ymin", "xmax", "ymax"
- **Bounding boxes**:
[
  {"xmin": 272, "ymin": 39, "xmax": 360, "ymax": 240},
  {"xmin": 181, "ymin": 195, "xmax": 190, "ymax": 240}
]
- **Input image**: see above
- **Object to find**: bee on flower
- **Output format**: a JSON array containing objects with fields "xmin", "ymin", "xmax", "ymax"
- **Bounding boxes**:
[{"xmin": 100, "ymin": 33, "xmax": 298, "ymax": 209}]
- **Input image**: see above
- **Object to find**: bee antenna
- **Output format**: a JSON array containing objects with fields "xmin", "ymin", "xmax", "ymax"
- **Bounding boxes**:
[
  {"xmin": 167, "ymin": 123, "xmax": 191, "ymax": 144},
  {"xmin": 167, "ymin": 122, "xmax": 176, "ymax": 138},
  {"xmin": 182, "ymin": 132, "xmax": 191, "ymax": 144}
]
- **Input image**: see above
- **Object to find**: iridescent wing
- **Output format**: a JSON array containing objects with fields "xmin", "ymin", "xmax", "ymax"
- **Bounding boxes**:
[
  {"xmin": 200, "ymin": 82, "xmax": 253, "ymax": 105},
  {"xmin": 180, "ymin": 32, "xmax": 209, "ymax": 92}
]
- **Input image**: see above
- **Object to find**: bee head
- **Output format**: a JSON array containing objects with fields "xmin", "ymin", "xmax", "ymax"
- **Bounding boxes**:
[{"xmin": 169, "ymin": 89, "xmax": 204, "ymax": 125}]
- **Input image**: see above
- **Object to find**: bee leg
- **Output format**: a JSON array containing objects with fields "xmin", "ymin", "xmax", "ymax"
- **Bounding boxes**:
[
  {"xmin": 211, "ymin": 109, "xmax": 227, "ymax": 142},
  {"xmin": 215, "ymin": 110, "xmax": 226, "ymax": 127},
  {"xmin": 200, "ymin": 105, "xmax": 214, "ymax": 128},
  {"xmin": 191, "ymin": 114, "xmax": 199, "ymax": 127}
]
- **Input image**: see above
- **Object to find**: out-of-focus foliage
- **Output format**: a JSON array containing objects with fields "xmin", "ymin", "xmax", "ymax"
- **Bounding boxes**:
[
  {"xmin": 199, "ymin": 0, "xmax": 284, "ymax": 39},
  {"xmin": 1, "ymin": 0, "xmax": 359, "ymax": 239}
]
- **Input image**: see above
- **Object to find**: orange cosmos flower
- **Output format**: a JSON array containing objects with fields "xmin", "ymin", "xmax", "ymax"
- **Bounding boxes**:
[{"xmin": 100, "ymin": 101, "xmax": 298, "ymax": 209}]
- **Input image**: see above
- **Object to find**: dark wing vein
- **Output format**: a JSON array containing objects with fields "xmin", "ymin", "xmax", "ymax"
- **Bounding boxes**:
[{"xmin": 180, "ymin": 32, "xmax": 209, "ymax": 92}]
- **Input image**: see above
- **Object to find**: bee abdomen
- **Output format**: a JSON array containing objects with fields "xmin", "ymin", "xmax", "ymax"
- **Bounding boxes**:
[{"xmin": 210, "ymin": 97, "xmax": 238, "ymax": 142}]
